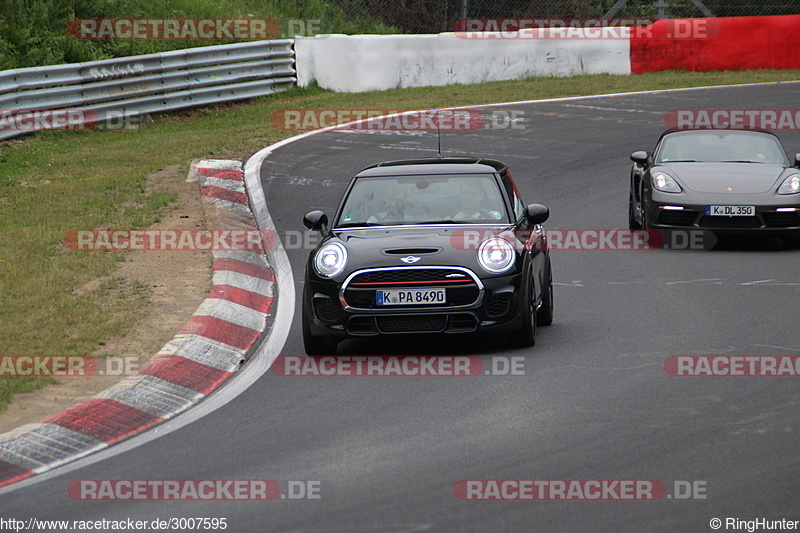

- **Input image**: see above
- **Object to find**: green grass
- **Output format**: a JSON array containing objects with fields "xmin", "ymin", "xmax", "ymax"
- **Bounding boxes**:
[
  {"xmin": 1, "ymin": 69, "xmax": 799, "ymax": 412},
  {"xmin": 0, "ymin": 0, "xmax": 398, "ymax": 69}
]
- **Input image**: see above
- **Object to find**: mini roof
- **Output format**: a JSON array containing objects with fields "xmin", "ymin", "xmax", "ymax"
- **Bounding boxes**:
[{"xmin": 355, "ymin": 157, "xmax": 507, "ymax": 177}]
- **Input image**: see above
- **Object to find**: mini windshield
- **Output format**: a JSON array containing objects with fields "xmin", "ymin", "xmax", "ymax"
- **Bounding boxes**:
[
  {"xmin": 657, "ymin": 131, "xmax": 789, "ymax": 165},
  {"xmin": 336, "ymin": 174, "xmax": 509, "ymax": 227}
]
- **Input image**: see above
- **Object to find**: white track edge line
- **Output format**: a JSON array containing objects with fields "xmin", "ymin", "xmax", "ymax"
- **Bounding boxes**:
[{"xmin": 5, "ymin": 78, "xmax": 794, "ymax": 493}]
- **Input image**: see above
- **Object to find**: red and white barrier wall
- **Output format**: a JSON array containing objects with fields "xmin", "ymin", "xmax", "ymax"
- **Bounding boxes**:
[
  {"xmin": 296, "ymin": 16, "xmax": 800, "ymax": 93},
  {"xmin": 631, "ymin": 14, "xmax": 800, "ymax": 73}
]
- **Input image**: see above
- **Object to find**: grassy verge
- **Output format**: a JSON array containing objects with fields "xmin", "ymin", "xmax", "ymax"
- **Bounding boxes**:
[
  {"xmin": 1, "ymin": 0, "xmax": 397, "ymax": 69},
  {"xmin": 1, "ymin": 69, "xmax": 799, "ymax": 411}
]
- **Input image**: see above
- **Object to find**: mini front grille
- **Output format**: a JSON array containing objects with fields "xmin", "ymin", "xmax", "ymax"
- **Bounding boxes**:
[
  {"xmin": 343, "ymin": 268, "xmax": 481, "ymax": 310},
  {"xmin": 345, "ymin": 286, "xmax": 479, "ymax": 308},
  {"xmin": 377, "ymin": 315, "xmax": 447, "ymax": 333},
  {"xmin": 346, "ymin": 291, "xmax": 379, "ymax": 308},
  {"xmin": 346, "ymin": 314, "xmax": 479, "ymax": 335},
  {"xmin": 350, "ymin": 269, "xmax": 473, "ymax": 284}
]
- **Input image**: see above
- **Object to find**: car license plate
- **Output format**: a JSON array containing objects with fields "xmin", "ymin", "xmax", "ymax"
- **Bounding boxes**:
[
  {"xmin": 705, "ymin": 205, "xmax": 755, "ymax": 216},
  {"xmin": 376, "ymin": 288, "xmax": 445, "ymax": 305}
]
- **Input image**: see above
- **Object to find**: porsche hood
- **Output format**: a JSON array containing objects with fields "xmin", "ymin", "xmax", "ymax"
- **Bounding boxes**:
[{"xmin": 659, "ymin": 162, "xmax": 786, "ymax": 194}]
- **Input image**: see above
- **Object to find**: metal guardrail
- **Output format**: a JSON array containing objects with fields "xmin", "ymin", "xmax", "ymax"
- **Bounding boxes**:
[{"xmin": 0, "ymin": 40, "xmax": 296, "ymax": 140}]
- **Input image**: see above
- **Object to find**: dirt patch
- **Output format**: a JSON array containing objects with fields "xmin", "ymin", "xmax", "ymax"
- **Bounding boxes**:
[{"xmin": 0, "ymin": 164, "xmax": 218, "ymax": 434}]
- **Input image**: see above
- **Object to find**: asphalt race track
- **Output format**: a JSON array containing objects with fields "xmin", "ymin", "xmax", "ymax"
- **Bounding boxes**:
[{"xmin": 3, "ymin": 83, "xmax": 800, "ymax": 532}]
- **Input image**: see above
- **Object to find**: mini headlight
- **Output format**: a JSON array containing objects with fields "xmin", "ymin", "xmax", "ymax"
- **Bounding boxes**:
[
  {"xmin": 778, "ymin": 174, "xmax": 800, "ymax": 195},
  {"xmin": 652, "ymin": 172, "xmax": 682, "ymax": 193},
  {"xmin": 314, "ymin": 242, "xmax": 347, "ymax": 278},
  {"xmin": 478, "ymin": 237, "xmax": 515, "ymax": 273}
]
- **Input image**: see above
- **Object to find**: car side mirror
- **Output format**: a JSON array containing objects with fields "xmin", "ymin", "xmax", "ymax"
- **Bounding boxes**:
[
  {"xmin": 524, "ymin": 203, "xmax": 549, "ymax": 225},
  {"xmin": 630, "ymin": 151, "xmax": 649, "ymax": 166},
  {"xmin": 794, "ymin": 153, "xmax": 800, "ymax": 167},
  {"xmin": 303, "ymin": 210, "xmax": 328, "ymax": 232}
]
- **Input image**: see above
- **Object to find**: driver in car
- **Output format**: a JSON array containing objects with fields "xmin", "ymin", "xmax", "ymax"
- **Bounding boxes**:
[{"xmin": 452, "ymin": 181, "xmax": 491, "ymax": 220}]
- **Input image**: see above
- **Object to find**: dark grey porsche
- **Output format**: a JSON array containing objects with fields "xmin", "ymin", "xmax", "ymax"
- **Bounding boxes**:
[
  {"xmin": 301, "ymin": 157, "xmax": 553, "ymax": 355},
  {"xmin": 628, "ymin": 129, "xmax": 800, "ymax": 245}
]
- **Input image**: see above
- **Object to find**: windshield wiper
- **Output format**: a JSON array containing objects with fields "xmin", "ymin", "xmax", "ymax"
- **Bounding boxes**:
[
  {"xmin": 720, "ymin": 160, "xmax": 764, "ymax": 163},
  {"xmin": 335, "ymin": 222, "xmax": 387, "ymax": 228},
  {"xmin": 410, "ymin": 220, "xmax": 475, "ymax": 225}
]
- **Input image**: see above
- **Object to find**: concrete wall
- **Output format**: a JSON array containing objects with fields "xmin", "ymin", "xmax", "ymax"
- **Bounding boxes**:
[{"xmin": 296, "ymin": 31, "xmax": 631, "ymax": 93}]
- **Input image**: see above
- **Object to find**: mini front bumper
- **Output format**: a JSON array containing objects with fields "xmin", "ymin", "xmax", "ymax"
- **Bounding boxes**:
[{"xmin": 304, "ymin": 271, "xmax": 526, "ymax": 339}]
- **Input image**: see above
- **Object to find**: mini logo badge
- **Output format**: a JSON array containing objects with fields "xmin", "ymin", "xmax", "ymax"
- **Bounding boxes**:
[{"xmin": 401, "ymin": 256, "xmax": 421, "ymax": 264}]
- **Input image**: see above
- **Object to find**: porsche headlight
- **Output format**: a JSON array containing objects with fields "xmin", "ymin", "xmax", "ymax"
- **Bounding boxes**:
[
  {"xmin": 778, "ymin": 174, "xmax": 800, "ymax": 195},
  {"xmin": 314, "ymin": 242, "xmax": 347, "ymax": 278},
  {"xmin": 652, "ymin": 172, "xmax": 682, "ymax": 193},
  {"xmin": 478, "ymin": 237, "xmax": 515, "ymax": 273}
]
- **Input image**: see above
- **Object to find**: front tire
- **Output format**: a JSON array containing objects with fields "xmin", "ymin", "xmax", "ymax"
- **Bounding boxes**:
[
  {"xmin": 641, "ymin": 198, "xmax": 652, "ymax": 230},
  {"xmin": 536, "ymin": 257, "xmax": 554, "ymax": 326},
  {"xmin": 510, "ymin": 270, "xmax": 537, "ymax": 348},
  {"xmin": 628, "ymin": 193, "xmax": 642, "ymax": 230}
]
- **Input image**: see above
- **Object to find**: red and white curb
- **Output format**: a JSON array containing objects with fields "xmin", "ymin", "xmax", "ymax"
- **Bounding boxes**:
[{"xmin": 0, "ymin": 159, "xmax": 274, "ymax": 488}]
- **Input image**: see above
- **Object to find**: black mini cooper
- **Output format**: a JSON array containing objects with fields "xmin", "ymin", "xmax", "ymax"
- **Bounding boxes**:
[{"xmin": 302, "ymin": 157, "xmax": 553, "ymax": 355}]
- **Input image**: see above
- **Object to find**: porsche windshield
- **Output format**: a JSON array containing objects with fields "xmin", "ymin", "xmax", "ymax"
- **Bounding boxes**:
[
  {"xmin": 336, "ymin": 175, "xmax": 509, "ymax": 227},
  {"xmin": 656, "ymin": 131, "xmax": 789, "ymax": 165}
]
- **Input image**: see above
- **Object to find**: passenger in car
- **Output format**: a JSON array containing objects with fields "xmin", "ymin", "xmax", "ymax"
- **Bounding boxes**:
[{"xmin": 367, "ymin": 184, "xmax": 414, "ymax": 223}]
